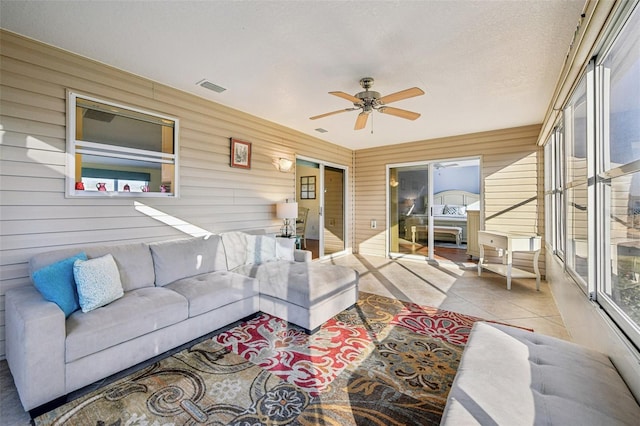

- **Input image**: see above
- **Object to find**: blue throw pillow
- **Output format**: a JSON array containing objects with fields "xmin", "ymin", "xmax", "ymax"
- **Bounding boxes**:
[{"xmin": 32, "ymin": 252, "xmax": 87, "ymax": 318}]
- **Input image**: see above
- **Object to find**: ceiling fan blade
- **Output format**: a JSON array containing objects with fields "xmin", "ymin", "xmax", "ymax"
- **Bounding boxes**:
[
  {"xmin": 309, "ymin": 108, "xmax": 354, "ymax": 120},
  {"xmin": 379, "ymin": 106, "xmax": 421, "ymax": 121},
  {"xmin": 378, "ymin": 87, "xmax": 425, "ymax": 105},
  {"xmin": 330, "ymin": 91, "xmax": 362, "ymax": 104},
  {"xmin": 354, "ymin": 112, "xmax": 369, "ymax": 130}
]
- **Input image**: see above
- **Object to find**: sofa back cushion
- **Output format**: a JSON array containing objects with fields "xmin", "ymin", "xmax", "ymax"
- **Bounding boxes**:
[
  {"xmin": 149, "ymin": 235, "xmax": 226, "ymax": 286},
  {"xmin": 29, "ymin": 242, "xmax": 155, "ymax": 293},
  {"xmin": 85, "ymin": 243, "xmax": 155, "ymax": 291}
]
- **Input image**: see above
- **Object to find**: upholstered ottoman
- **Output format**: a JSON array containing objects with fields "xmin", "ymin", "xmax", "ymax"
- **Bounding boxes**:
[
  {"xmin": 441, "ymin": 322, "xmax": 640, "ymax": 425},
  {"xmin": 233, "ymin": 261, "xmax": 359, "ymax": 332}
]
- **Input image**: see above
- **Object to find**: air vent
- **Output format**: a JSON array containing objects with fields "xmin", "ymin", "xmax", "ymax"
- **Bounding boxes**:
[
  {"xmin": 196, "ymin": 79, "xmax": 226, "ymax": 93},
  {"xmin": 314, "ymin": 128, "xmax": 328, "ymax": 133}
]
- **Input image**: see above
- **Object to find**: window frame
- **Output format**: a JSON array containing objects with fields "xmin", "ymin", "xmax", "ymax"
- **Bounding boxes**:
[
  {"xmin": 66, "ymin": 90, "xmax": 180, "ymax": 198},
  {"xmin": 594, "ymin": 2, "xmax": 640, "ymax": 346},
  {"xmin": 544, "ymin": 1, "xmax": 640, "ymax": 349}
]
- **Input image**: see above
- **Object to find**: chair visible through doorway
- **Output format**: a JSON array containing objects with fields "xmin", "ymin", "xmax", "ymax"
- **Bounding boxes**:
[{"xmin": 296, "ymin": 206, "xmax": 309, "ymax": 249}]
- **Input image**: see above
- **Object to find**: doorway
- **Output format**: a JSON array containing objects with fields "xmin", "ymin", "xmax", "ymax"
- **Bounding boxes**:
[
  {"xmin": 388, "ymin": 158, "xmax": 480, "ymax": 262},
  {"xmin": 296, "ymin": 158, "xmax": 348, "ymax": 259}
]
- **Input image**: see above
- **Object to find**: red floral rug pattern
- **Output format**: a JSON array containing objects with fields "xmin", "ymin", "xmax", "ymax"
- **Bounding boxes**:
[
  {"xmin": 214, "ymin": 313, "xmax": 372, "ymax": 396},
  {"xmin": 214, "ymin": 293, "xmax": 482, "ymax": 397},
  {"xmin": 391, "ymin": 302, "xmax": 480, "ymax": 346}
]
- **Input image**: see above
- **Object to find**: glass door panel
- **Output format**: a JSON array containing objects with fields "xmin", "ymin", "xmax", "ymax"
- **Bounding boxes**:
[
  {"xmin": 323, "ymin": 166, "xmax": 345, "ymax": 255},
  {"xmin": 389, "ymin": 164, "xmax": 431, "ymax": 258}
]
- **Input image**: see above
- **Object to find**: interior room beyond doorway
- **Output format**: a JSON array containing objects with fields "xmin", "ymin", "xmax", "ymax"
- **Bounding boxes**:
[{"xmin": 390, "ymin": 158, "xmax": 481, "ymax": 263}]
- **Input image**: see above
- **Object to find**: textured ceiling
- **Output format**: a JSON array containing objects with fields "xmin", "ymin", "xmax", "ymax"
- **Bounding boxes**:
[{"xmin": 0, "ymin": 0, "xmax": 585, "ymax": 150}]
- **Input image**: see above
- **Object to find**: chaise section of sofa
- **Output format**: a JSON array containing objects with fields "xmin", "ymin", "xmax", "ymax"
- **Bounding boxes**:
[{"xmin": 222, "ymin": 231, "xmax": 359, "ymax": 331}]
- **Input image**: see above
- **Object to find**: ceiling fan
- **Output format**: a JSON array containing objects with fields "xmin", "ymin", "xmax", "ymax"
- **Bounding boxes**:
[{"xmin": 310, "ymin": 77, "xmax": 425, "ymax": 130}]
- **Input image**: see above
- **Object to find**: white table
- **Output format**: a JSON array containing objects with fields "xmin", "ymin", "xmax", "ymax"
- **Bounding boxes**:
[{"xmin": 477, "ymin": 230, "xmax": 541, "ymax": 290}]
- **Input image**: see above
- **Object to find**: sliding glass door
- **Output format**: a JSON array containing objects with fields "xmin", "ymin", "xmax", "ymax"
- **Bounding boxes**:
[
  {"xmin": 389, "ymin": 163, "xmax": 433, "ymax": 258},
  {"xmin": 296, "ymin": 157, "xmax": 348, "ymax": 258},
  {"xmin": 388, "ymin": 158, "xmax": 481, "ymax": 261}
]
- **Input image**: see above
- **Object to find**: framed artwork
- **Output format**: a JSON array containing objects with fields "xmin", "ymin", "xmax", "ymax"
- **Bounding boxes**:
[
  {"xmin": 230, "ymin": 138, "xmax": 251, "ymax": 169},
  {"xmin": 300, "ymin": 176, "xmax": 316, "ymax": 199}
]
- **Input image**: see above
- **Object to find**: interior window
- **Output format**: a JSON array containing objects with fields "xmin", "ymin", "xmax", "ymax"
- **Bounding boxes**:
[{"xmin": 66, "ymin": 91, "xmax": 179, "ymax": 197}]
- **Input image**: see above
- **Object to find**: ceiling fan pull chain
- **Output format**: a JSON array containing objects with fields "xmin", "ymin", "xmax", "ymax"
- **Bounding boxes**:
[{"xmin": 371, "ymin": 112, "xmax": 374, "ymax": 134}]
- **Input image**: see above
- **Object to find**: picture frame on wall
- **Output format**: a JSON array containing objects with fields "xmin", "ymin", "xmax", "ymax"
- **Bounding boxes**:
[
  {"xmin": 300, "ymin": 176, "xmax": 316, "ymax": 199},
  {"xmin": 230, "ymin": 138, "xmax": 252, "ymax": 169}
]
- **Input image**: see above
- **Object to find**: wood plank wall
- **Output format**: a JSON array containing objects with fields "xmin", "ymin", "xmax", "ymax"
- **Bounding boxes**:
[
  {"xmin": 354, "ymin": 124, "xmax": 545, "ymax": 274},
  {"xmin": 0, "ymin": 30, "xmax": 353, "ymax": 359}
]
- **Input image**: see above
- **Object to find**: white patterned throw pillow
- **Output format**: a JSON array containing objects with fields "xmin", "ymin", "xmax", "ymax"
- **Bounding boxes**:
[
  {"xmin": 245, "ymin": 234, "xmax": 277, "ymax": 264},
  {"xmin": 73, "ymin": 254, "xmax": 124, "ymax": 312},
  {"xmin": 443, "ymin": 205, "xmax": 459, "ymax": 215}
]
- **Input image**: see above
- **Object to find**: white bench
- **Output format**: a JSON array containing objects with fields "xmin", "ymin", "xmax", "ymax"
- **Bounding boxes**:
[{"xmin": 411, "ymin": 225, "xmax": 462, "ymax": 245}]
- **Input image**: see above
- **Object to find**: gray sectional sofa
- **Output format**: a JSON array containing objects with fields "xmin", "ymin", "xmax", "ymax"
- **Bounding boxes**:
[{"xmin": 5, "ymin": 231, "xmax": 359, "ymax": 411}]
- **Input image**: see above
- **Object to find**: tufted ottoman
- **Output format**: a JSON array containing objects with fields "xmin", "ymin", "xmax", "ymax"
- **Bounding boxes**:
[
  {"xmin": 441, "ymin": 321, "xmax": 640, "ymax": 425},
  {"xmin": 233, "ymin": 261, "xmax": 359, "ymax": 332}
]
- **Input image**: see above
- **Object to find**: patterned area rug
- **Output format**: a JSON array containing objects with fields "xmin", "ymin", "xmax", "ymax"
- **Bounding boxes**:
[{"xmin": 35, "ymin": 292, "xmax": 488, "ymax": 425}]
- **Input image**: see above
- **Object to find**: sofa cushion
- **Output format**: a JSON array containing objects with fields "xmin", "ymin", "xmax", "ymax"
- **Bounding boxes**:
[
  {"xmin": 149, "ymin": 235, "xmax": 227, "ymax": 286},
  {"xmin": 441, "ymin": 321, "xmax": 640, "ymax": 425},
  {"xmin": 73, "ymin": 254, "xmax": 124, "ymax": 313},
  {"xmin": 85, "ymin": 243, "xmax": 155, "ymax": 291},
  {"xmin": 165, "ymin": 271, "xmax": 259, "ymax": 317},
  {"xmin": 32, "ymin": 252, "xmax": 87, "ymax": 318},
  {"xmin": 65, "ymin": 287, "xmax": 188, "ymax": 362},
  {"xmin": 30, "ymin": 243, "xmax": 156, "ymax": 292},
  {"xmin": 233, "ymin": 261, "xmax": 358, "ymax": 308}
]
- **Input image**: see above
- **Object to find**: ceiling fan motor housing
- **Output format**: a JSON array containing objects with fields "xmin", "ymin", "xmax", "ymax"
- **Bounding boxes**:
[{"xmin": 355, "ymin": 90, "xmax": 381, "ymax": 108}]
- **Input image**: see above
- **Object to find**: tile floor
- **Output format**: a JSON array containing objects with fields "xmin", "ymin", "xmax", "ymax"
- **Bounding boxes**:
[{"xmin": 0, "ymin": 254, "xmax": 568, "ymax": 425}]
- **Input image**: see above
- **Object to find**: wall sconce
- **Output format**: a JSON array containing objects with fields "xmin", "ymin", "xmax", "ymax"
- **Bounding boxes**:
[
  {"xmin": 389, "ymin": 177, "xmax": 399, "ymax": 187},
  {"xmin": 274, "ymin": 158, "xmax": 294, "ymax": 173},
  {"xmin": 276, "ymin": 200, "xmax": 298, "ymax": 237}
]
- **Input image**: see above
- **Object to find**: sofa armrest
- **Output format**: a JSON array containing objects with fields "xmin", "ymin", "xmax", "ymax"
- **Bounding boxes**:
[
  {"xmin": 6, "ymin": 286, "xmax": 66, "ymax": 411},
  {"xmin": 294, "ymin": 249, "xmax": 312, "ymax": 262}
]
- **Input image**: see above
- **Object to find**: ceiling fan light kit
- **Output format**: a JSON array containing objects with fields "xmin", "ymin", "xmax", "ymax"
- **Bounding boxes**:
[{"xmin": 310, "ymin": 77, "xmax": 425, "ymax": 130}]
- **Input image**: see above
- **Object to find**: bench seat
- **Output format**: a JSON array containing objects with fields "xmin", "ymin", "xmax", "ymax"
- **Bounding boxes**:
[{"xmin": 441, "ymin": 321, "xmax": 640, "ymax": 425}]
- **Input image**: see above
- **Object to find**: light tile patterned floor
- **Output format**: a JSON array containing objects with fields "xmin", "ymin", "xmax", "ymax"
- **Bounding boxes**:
[{"xmin": 0, "ymin": 254, "xmax": 568, "ymax": 425}]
